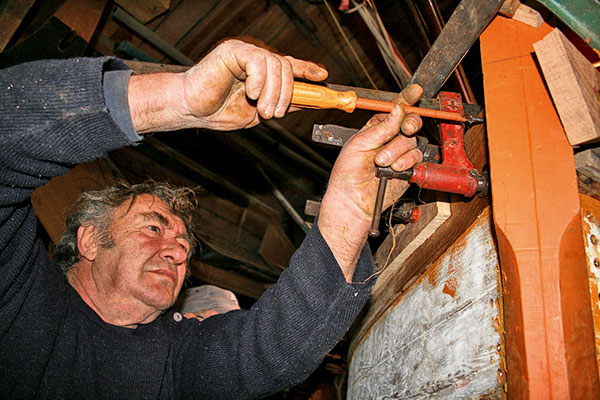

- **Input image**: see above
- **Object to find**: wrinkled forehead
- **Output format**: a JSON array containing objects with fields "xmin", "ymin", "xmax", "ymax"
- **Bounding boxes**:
[{"xmin": 115, "ymin": 194, "xmax": 188, "ymax": 234}]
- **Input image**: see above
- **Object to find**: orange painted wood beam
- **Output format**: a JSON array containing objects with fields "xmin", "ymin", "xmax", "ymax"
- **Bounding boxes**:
[{"xmin": 481, "ymin": 16, "xmax": 600, "ymax": 398}]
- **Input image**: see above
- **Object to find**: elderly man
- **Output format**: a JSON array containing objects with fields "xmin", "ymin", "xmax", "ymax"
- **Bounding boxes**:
[{"xmin": 0, "ymin": 39, "xmax": 422, "ymax": 398}]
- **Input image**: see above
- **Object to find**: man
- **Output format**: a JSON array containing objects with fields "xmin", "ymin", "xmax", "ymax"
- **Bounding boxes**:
[{"xmin": 0, "ymin": 39, "xmax": 422, "ymax": 398}]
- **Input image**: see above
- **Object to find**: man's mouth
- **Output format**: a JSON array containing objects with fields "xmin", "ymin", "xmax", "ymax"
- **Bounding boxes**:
[{"xmin": 149, "ymin": 268, "xmax": 175, "ymax": 282}]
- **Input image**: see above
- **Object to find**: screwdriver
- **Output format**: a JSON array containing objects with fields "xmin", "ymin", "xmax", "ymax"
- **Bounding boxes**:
[{"xmin": 291, "ymin": 82, "xmax": 481, "ymax": 123}]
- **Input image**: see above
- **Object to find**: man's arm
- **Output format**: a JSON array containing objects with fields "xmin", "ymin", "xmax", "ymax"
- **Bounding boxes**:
[{"xmin": 126, "ymin": 39, "xmax": 329, "ymax": 133}]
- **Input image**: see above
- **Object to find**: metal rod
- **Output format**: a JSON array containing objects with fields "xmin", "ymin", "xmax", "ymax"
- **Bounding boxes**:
[
  {"xmin": 112, "ymin": 6, "xmax": 195, "ymax": 66},
  {"xmin": 256, "ymin": 164, "xmax": 310, "ymax": 234},
  {"xmin": 369, "ymin": 176, "xmax": 388, "ymax": 237}
]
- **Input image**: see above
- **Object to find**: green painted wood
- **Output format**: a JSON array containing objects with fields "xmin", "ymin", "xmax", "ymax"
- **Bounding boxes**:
[{"xmin": 538, "ymin": 0, "xmax": 600, "ymax": 51}]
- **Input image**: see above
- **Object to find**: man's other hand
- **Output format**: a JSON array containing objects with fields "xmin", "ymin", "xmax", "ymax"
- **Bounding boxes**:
[
  {"xmin": 129, "ymin": 39, "xmax": 328, "ymax": 134},
  {"xmin": 317, "ymin": 84, "xmax": 424, "ymax": 281}
]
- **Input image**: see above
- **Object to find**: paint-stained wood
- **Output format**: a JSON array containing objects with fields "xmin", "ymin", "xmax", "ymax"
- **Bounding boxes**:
[
  {"xmin": 348, "ymin": 209, "xmax": 502, "ymax": 399},
  {"xmin": 533, "ymin": 28, "xmax": 600, "ymax": 146},
  {"xmin": 581, "ymin": 194, "xmax": 600, "ymax": 381},
  {"xmin": 481, "ymin": 16, "xmax": 600, "ymax": 398}
]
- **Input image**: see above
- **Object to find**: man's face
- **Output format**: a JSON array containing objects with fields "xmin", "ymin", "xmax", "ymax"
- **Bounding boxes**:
[{"xmin": 90, "ymin": 194, "xmax": 190, "ymax": 317}]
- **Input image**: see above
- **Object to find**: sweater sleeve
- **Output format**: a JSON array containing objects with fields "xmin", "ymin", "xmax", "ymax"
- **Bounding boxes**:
[
  {"xmin": 174, "ymin": 222, "xmax": 376, "ymax": 399},
  {"xmin": 0, "ymin": 57, "xmax": 136, "ymax": 305}
]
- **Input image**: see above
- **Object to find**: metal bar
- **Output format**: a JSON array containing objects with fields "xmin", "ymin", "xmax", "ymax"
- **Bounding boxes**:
[
  {"xmin": 409, "ymin": 0, "xmax": 504, "ymax": 98},
  {"xmin": 256, "ymin": 164, "xmax": 310, "ymax": 234}
]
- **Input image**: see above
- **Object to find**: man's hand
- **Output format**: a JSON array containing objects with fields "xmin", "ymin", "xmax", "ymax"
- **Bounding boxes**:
[
  {"xmin": 129, "ymin": 39, "xmax": 328, "ymax": 133},
  {"xmin": 318, "ymin": 84, "xmax": 424, "ymax": 282}
]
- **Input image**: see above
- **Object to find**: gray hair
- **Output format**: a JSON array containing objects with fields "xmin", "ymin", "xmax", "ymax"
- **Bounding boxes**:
[{"xmin": 53, "ymin": 181, "xmax": 198, "ymax": 273}]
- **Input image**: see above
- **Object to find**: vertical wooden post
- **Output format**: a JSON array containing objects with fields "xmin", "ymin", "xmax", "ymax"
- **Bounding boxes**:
[{"xmin": 481, "ymin": 16, "xmax": 600, "ymax": 398}]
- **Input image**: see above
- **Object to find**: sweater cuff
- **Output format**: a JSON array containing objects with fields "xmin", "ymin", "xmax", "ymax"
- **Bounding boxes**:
[{"xmin": 103, "ymin": 70, "xmax": 143, "ymax": 145}]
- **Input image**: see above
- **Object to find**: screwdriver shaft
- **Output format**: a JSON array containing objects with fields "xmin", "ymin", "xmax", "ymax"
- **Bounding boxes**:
[{"xmin": 355, "ymin": 97, "xmax": 468, "ymax": 122}]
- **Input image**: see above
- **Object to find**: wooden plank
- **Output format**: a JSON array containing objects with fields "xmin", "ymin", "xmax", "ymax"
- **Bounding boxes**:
[
  {"xmin": 372, "ymin": 197, "xmax": 451, "ymax": 293},
  {"xmin": 191, "ymin": 260, "xmax": 266, "ymax": 300},
  {"xmin": 350, "ymin": 118, "xmax": 489, "ymax": 356},
  {"xmin": 481, "ymin": 16, "xmax": 600, "ymax": 398},
  {"xmin": 115, "ymin": 0, "xmax": 170, "ymax": 24},
  {"xmin": 0, "ymin": 0, "xmax": 36, "ymax": 52},
  {"xmin": 533, "ymin": 28, "xmax": 600, "ymax": 145},
  {"xmin": 31, "ymin": 158, "xmax": 121, "ymax": 244},
  {"xmin": 55, "ymin": 0, "xmax": 108, "ymax": 43},
  {"xmin": 512, "ymin": 4, "xmax": 543, "ymax": 28},
  {"xmin": 581, "ymin": 194, "xmax": 600, "ymax": 382},
  {"xmin": 348, "ymin": 209, "xmax": 502, "ymax": 399}
]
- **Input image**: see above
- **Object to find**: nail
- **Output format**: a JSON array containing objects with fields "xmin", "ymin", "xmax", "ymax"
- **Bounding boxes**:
[
  {"xmin": 376, "ymin": 152, "xmax": 389, "ymax": 165},
  {"xmin": 275, "ymin": 105, "xmax": 287, "ymax": 118}
]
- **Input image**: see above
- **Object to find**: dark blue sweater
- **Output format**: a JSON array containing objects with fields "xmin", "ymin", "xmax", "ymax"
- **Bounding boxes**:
[{"xmin": 0, "ymin": 57, "xmax": 376, "ymax": 399}]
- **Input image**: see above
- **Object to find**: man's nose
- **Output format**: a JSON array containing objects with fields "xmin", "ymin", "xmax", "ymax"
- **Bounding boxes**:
[{"xmin": 159, "ymin": 239, "xmax": 187, "ymax": 265}]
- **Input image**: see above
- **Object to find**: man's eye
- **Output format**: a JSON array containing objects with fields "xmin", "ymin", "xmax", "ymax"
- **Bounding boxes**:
[{"xmin": 147, "ymin": 225, "xmax": 161, "ymax": 234}]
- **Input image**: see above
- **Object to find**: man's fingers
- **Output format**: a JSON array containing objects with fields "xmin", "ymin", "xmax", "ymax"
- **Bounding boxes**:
[
  {"xmin": 242, "ymin": 51, "xmax": 268, "ymax": 101},
  {"xmin": 400, "ymin": 113, "xmax": 422, "ymax": 136},
  {"xmin": 287, "ymin": 56, "xmax": 329, "ymax": 82},
  {"xmin": 355, "ymin": 104, "xmax": 405, "ymax": 150},
  {"xmin": 394, "ymin": 84, "xmax": 423, "ymax": 106},
  {"xmin": 256, "ymin": 55, "xmax": 283, "ymax": 119},
  {"xmin": 275, "ymin": 59, "xmax": 294, "ymax": 118},
  {"xmin": 374, "ymin": 135, "xmax": 418, "ymax": 167},
  {"xmin": 390, "ymin": 148, "xmax": 423, "ymax": 171}
]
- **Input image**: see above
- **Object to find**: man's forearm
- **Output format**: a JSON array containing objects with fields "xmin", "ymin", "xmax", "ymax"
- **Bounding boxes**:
[{"xmin": 317, "ymin": 185, "xmax": 372, "ymax": 283}]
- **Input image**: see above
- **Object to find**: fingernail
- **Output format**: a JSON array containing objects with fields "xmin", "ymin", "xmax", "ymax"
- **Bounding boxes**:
[
  {"xmin": 375, "ymin": 152, "xmax": 389, "ymax": 165},
  {"xmin": 275, "ymin": 105, "xmax": 287, "ymax": 118},
  {"xmin": 405, "ymin": 120, "xmax": 417, "ymax": 133},
  {"xmin": 250, "ymin": 88, "xmax": 261, "ymax": 100},
  {"xmin": 391, "ymin": 104, "xmax": 401, "ymax": 118},
  {"xmin": 393, "ymin": 160, "xmax": 405, "ymax": 171}
]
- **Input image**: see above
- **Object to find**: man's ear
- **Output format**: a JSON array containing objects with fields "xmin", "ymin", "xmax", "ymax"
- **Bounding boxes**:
[{"xmin": 77, "ymin": 225, "xmax": 98, "ymax": 261}]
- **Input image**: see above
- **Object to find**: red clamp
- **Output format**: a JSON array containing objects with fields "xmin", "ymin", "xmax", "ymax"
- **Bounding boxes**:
[{"xmin": 369, "ymin": 92, "xmax": 487, "ymax": 237}]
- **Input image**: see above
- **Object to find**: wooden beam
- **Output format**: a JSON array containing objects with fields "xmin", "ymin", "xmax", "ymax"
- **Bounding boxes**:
[
  {"xmin": 31, "ymin": 158, "xmax": 122, "ymax": 243},
  {"xmin": 533, "ymin": 28, "xmax": 600, "ymax": 146},
  {"xmin": 0, "ymin": 0, "xmax": 36, "ymax": 52},
  {"xmin": 55, "ymin": 0, "xmax": 108, "ymax": 43},
  {"xmin": 190, "ymin": 260, "xmax": 266, "ymax": 300},
  {"xmin": 481, "ymin": 16, "xmax": 600, "ymax": 397},
  {"xmin": 115, "ymin": 0, "xmax": 170, "ymax": 24}
]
